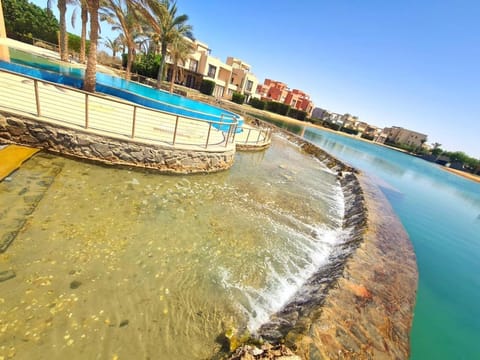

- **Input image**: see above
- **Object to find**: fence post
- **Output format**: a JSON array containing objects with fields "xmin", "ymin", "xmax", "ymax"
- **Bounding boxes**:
[
  {"xmin": 231, "ymin": 124, "xmax": 238, "ymax": 143},
  {"xmin": 205, "ymin": 123, "xmax": 212, "ymax": 149},
  {"xmin": 131, "ymin": 106, "xmax": 137, "ymax": 138},
  {"xmin": 85, "ymin": 93, "xmax": 89, "ymax": 129},
  {"xmin": 34, "ymin": 79, "xmax": 41, "ymax": 117},
  {"xmin": 256, "ymin": 129, "xmax": 262, "ymax": 143},
  {"xmin": 245, "ymin": 128, "xmax": 251, "ymax": 144},
  {"xmin": 225, "ymin": 123, "xmax": 232, "ymax": 148},
  {"xmin": 172, "ymin": 116, "xmax": 179, "ymax": 145}
]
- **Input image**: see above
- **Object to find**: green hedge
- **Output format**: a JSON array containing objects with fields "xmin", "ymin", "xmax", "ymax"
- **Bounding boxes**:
[
  {"xmin": 231, "ymin": 92, "xmax": 245, "ymax": 104},
  {"xmin": 288, "ymin": 108, "xmax": 308, "ymax": 121},
  {"xmin": 340, "ymin": 127, "xmax": 359, "ymax": 135},
  {"xmin": 266, "ymin": 101, "xmax": 290, "ymax": 116},
  {"xmin": 200, "ymin": 79, "xmax": 216, "ymax": 95},
  {"xmin": 249, "ymin": 98, "xmax": 266, "ymax": 110},
  {"xmin": 122, "ymin": 53, "xmax": 161, "ymax": 79}
]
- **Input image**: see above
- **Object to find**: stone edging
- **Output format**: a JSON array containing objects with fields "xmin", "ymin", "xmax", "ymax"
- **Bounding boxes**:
[
  {"xmin": 0, "ymin": 111, "xmax": 235, "ymax": 174},
  {"xmin": 231, "ymin": 121, "xmax": 417, "ymax": 360}
]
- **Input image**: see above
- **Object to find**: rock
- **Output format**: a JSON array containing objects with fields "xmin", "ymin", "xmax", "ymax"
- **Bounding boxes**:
[
  {"xmin": 0, "ymin": 270, "xmax": 16, "ymax": 283},
  {"xmin": 69, "ymin": 280, "xmax": 82, "ymax": 289},
  {"xmin": 119, "ymin": 319, "xmax": 129, "ymax": 328}
]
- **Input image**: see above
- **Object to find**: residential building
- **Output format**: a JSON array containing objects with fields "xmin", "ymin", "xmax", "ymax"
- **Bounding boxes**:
[
  {"xmin": 256, "ymin": 79, "xmax": 315, "ymax": 116},
  {"xmin": 311, "ymin": 107, "xmax": 329, "ymax": 120},
  {"xmin": 164, "ymin": 39, "xmax": 258, "ymax": 100},
  {"xmin": 375, "ymin": 126, "xmax": 428, "ymax": 148},
  {"xmin": 284, "ymin": 89, "xmax": 314, "ymax": 114},
  {"xmin": 257, "ymin": 79, "xmax": 289, "ymax": 103},
  {"xmin": 226, "ymin": 57, "xmax": 258, "ymax": 102}
]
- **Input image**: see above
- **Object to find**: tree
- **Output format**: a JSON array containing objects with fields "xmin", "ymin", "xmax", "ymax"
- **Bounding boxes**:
[
  {"xmin": 104, "ymin": 37, "xmax": 122, "ymax": 58},
  {"xmin": 167, "ymin": 35, "xmax": 193, "ymax": 93},
  {"xmin": 101, "ymin": 0, "xmax": 145, "ymax": 80},
  {"xmin": 138, "ymin": 0, "xmax": 193, "ymax": 88},
  {"xmin": 3, "ymin": 0, "xmax": 59, "ymax": 43},
  {"xmin": 47, "ymin": 0, "xmax": 73, "ymax": 61},
  {"xmin": 83, "ymin": 0, "xmax": 99, "ymax": 92},
  {"xmin": 78, "ymin": 0, "xmax": 88, "ymax": 63}
]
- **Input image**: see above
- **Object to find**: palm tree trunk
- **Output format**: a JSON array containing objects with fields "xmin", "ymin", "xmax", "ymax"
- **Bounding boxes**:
[
  {"xmin": 169, "ymin": 63, "xmax": 177, "ymax": 94},
  {"xmin": 156, "ymin": 42, "xmax": 168, "ymax": 88},
  {"xmin": 79, "ymin": 2, "xmax": 88, "ymax": 63},
  {"xmin": 125, "ymin": 47, "xmax": 134, "ymax": 80},
  {"xmin": 58, "ymin": 0, "xmax": 68, "ymax": 62},
  {"xmin": 83, "ymin": 0, "xmax": 99, "ymax": 92}
]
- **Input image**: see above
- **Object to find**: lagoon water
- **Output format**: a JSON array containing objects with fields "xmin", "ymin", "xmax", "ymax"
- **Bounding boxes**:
[
  {"xmin": 301, "ymin": 127, "xmax": 480, "ymax": 359},
  {"xmin": 0, "ymin": 135, "xmax": 346, "ymax": 359}
]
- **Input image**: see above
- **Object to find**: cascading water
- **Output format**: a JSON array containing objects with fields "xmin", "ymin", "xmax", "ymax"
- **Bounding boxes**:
[{"xmin": 0, "ymin": 135, "xmax": 355, "ymax": 359}]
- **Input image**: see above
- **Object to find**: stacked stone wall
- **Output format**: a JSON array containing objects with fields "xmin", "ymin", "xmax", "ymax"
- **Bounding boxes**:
[{"xmin": 0, "ymin": 112, "xmax": 235, "ymax": 174}]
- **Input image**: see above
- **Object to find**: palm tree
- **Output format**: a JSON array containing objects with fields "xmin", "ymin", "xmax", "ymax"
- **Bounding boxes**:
[
  {"xmin": 83, "ymin": 0, "xmax": 100, "ymax": 92},
  {"xmin": 79, "ymin": 0, "xmax": 88, "ymax": 63},
  {"xmin": 47, "ymin": 0, "xmax": 71, "ymax": 61},
  {"xmin": 167, "ymin": 35, "xmax": 193, "ymax": 93},
  {"xmin": 70, "ymin": 0, "xmax": 89, "ymax": 63},
  {"xmin": 101, "ymin": 0, "xmax": 144, "ymax": 80},
  {"xmin": 138, "ymin": 0, "xmax": 193, "ymax": 88},
  {"xmin": 104, "ymin": 37, "xmax": 122, "ymax": 58}
]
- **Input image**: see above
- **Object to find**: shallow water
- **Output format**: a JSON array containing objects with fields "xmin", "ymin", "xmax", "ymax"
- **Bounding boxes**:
[
  {"xmin": 301, "ymin": 127, "xmax": 480, "ymax": 359},
  {"xmin": 0, "ymin": 135, "xmax": 345, "ymax": 359}
]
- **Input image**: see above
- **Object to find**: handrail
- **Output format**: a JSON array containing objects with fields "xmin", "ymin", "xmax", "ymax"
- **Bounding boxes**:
[
  {"xmin": 0, "ymin": 68, "xmax": 238, "ymax": 150},
  {"xmin": 7, "ymin": 53, "xmax": 240, "ymax": 124},
  {"xmin": 236, "ymin": 126, "xmax": 272, "ymax": 146}
]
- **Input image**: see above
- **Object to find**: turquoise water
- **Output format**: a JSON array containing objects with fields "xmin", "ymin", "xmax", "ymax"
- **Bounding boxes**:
[
  {"xmin": 2, "ymin": 48, "xmax": 241, "ymax": 128},
  {"xmin": 302, "ymin": 128, "xmax": 480, "ymax": 359}
]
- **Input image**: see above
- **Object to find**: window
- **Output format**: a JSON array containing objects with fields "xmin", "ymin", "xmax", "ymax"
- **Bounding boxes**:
[
  {"xmin": 208, "ymin": 65, "xmax": 217, "ymax": 78},
  {"xmin": 246, "ymin": 80, "xmax": 253, "ymax": 91},
  {"xmin": 189, "ymin": 60, "xmax": 198, "ymax": 72}
]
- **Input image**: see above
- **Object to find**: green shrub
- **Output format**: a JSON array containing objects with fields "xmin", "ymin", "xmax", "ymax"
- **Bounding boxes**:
[
  {"xmin": 231, "ymin": 92, "xmax": 245, "ymax": 104},
  {"xmin": 288, "ymin": 108, "xmax": 307, "ymax": 121},
  {"xmin": 68, "ymin": 33, "xmax": 89, "ymax": 54},
  {"xmin": 249, "ymin": 98, "xmax": 266, "ymax": 110},
  {"xmin": 200, "ymin": 79, "xmax": 216, "ymax": 95},
  {"xmin": 340, "ymin": 127, "xmax": 359, "ymax": 135},
  {"xmin": 361, "ymin": 133, "xmax": 374, "ymax": 141},
  {"xmin": 3, "ymin": 0, "xmax": 59, "ymax": 44},
  {"xmin": 134, "ymin": 53, "xmax": 161, "ymax": 79},
  {"xmin": 266, "ymin": 101, "xmax": 290, "ymax": 116}
]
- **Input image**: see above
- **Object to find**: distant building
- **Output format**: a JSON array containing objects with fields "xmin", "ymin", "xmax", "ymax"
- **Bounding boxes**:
[
  {"xmin": 312, "ymin": 107, "xmax": 329, "ymax": 119},
  {"xmin": 256, "ymin": 79, "xmax": 289, "ymax": 102},
  {"xmin": 375, "ymin": 126, "xmax": 428, "ymax": 148},
  {"xmin": 256, "ymin": 79, "xmax": 315, "ymax": 116}
]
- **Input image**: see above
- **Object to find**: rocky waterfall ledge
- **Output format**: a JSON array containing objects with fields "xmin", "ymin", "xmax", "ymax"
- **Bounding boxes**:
[{"xmin": 228, "ymin": 123, "xmax": 418, "ymax": 359}]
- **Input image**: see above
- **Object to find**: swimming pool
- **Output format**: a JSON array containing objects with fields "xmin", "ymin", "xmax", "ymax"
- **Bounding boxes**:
[{"xmin": 1, "ymin": 48, "xmax": 243, "ymax": 132}]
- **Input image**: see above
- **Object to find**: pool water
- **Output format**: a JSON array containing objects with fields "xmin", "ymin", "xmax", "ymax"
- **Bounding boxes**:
[
  {"xmin": 301, "ymin": 127, "xmax": 480, "ymax": 359},
  {"xmin": 0, "ymin": 135, "xmax": 345, "ymax": 359},
  {"xmin": 2, "ymin": 48, "xmax": 242, "ymax": 130}
]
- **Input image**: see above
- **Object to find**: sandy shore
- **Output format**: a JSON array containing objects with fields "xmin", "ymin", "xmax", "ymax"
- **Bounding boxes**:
[{"xmin": 442, "ymin": 167, "xmax": 480, "ymax": 183}]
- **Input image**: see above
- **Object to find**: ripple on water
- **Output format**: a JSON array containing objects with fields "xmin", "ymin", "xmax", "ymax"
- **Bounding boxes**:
[{"xmin": 0, "ymin": 136, "xmax": 345, "ymax": 359}]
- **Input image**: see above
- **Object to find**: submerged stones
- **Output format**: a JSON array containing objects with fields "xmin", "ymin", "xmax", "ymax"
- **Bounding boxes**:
[{"xmin": 0, "ymin": 269, "xmax": 16, "ymax": 283}]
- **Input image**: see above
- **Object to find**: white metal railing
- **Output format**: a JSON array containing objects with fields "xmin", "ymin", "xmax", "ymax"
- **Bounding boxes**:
[
  {"xmin": 235, "ymin": 126, "xmax": 272, "ymax": 146},
  {"xmin": 0, "ymin": 68, "xmax": 237, "ymax": 149}
]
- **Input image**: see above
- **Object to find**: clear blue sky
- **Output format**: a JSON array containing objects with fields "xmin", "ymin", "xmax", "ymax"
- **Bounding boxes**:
[{"xmin": 32, "ymin": 0, "xmax": 480, "ymax": 158}]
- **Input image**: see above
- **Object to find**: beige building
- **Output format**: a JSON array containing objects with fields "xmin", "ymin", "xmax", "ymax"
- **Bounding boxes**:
[
  {"xmin": 375, "ymin": 126, "xmax": 427, "ymax": 148},
  {"xmin": 166, "ymin": 39, "xmax": 258, "ymax": 100}
]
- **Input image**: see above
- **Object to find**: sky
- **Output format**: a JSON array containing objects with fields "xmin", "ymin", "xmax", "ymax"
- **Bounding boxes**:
[{"xmin": 31, "ymin": 0, "xmax": 480, "ymax": 158}]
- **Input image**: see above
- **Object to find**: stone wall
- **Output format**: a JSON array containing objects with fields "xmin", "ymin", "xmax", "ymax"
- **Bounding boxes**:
[{"xmin": 0, "ymin": 111, "xmax": 235, "ymax": 174}]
